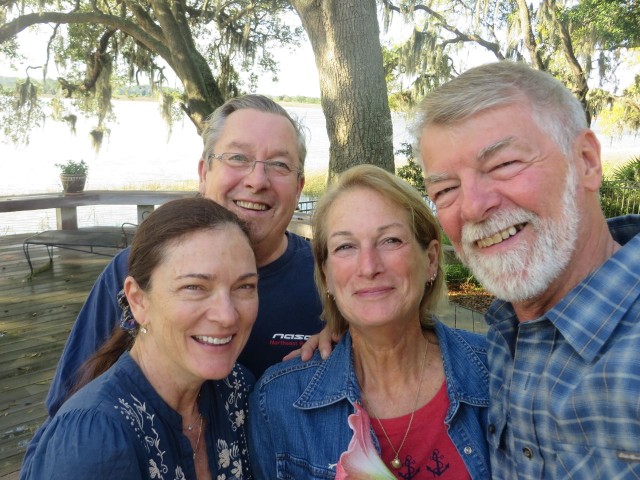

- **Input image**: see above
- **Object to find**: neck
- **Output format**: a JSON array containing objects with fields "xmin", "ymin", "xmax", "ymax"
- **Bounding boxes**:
[
  {"xmin": 353, "ymin": 326, "xmax": 436, "ymax": 418},
  {"xmin": 514, "ymin": 216, "xmax": 620, "ymax": 322},
  {"xmin": 129, "ymin": 343, "xmax": 202, "ymax": 418},
  {"xmin": 252, "ymin": 232, "xmax": 288, "ymax": 267}
]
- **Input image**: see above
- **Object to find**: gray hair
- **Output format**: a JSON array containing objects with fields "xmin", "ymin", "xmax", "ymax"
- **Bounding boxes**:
[
  {"xmin": 201, "ymin": 94, "xmax": 307, "ymax": 171},
  {"xmin": 413, "ymin": 61, "xmax": 588, "ymax": 157}
]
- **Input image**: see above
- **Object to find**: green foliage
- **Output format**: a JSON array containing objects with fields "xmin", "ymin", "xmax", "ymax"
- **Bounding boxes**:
[
  {"xmin": 395, "ymin": 143, "xmax": 425, "ymax": 194},
  {"xmin": 272, "ymin": 95, "xmax": 321, "ymax": 105},
  {"xmin": 444, "ymin": 263, "xmax": 482, "ymax": 288},
  {"xmin": 611, "ymin": 156, "xmax": 640, "ymax": 182},
  {"xmin": 302, "ymin": 171, "xmax": 327, "ymax": 198},
  {"xmin": 0, "ymin": 79, "xmax": 45, "ymax": 145},
  {"xmin": 381, "ymin": 0, "xmax": 640, "ymax": 130},
  {"xmin": 55, "ymin": 159, "xmax": 89, "ymax": 175},
  {"xmin": 0, "ymin": 1, "xmax": 303, "ymax": 146}
]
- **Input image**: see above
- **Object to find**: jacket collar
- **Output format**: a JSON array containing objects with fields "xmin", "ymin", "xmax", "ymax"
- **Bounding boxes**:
[{"xmin": 293, "ymin": 332, "xmax": 361, "ymax": 410}]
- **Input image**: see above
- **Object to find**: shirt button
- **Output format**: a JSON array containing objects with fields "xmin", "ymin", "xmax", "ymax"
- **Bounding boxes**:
[
  {"xmin": 488, "ymin": 424, "xmax": 496, "ymax": 434},
  {"xmin": 464, "ymin": 446, "xmax": 473, "ymax": 455},
  {"xmin": 522, "ymin": 447, "xmax": 534, "ymax": 459}
]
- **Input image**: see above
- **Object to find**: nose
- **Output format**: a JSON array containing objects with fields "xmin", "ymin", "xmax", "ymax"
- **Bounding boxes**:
[
  {"xmin": 459, "ymin": 176, "xmax": 500, "ymax": 224},
  {"xmin": 243, "ymin": 159, "xmax": 271, "ymax": 190},
  {"xmin": 204, "ymin": 293, "xmax": 238, "ymax": 327},
  {"xmin": 357, "ymin": 245, "xmax": 383, "ymax": 278}
]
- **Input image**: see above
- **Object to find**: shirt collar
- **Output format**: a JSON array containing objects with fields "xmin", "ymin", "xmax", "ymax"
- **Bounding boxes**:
[{"xmin": 487, "ymin": 218, "xmax": 640, "ymax": 362}]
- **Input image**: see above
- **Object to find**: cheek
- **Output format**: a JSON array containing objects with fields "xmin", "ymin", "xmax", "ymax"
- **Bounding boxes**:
[{"xmin": 436, "ymin": 210, "xmax": 462, "ymax": 244}]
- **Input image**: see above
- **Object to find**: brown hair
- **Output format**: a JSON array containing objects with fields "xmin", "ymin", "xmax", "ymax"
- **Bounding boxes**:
[
  {"xmin": 312, "ymin": 164, "xmax": 446, "ymax": 336},
  {"xmin": 70, "ymin": 197, "xmax": 251, "ymax": 396}
]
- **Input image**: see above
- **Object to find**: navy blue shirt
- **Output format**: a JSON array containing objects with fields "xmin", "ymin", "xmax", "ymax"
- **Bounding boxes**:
[{"xmin": 22, "ymin": 352, "xmax": 254, "ymax": 479}]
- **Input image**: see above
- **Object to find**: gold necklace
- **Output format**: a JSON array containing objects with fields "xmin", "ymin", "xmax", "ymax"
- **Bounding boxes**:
[
  {"xmin": 362, "ymin": 338, "xmax": 429, "ymax": 470},
  {"xmin": 188, "ymin": 414, "xmax": 204, "ymax": 461}
]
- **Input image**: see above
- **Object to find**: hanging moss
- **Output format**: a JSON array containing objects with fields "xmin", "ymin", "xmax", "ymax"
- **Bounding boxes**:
[{"xmin": 90, "ymin": 127, "xmax": 105, "ymax": 152}]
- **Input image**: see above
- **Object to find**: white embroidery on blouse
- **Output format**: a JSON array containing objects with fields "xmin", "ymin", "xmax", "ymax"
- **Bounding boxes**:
[
  {"xmin": 115, "ymin": 365, "xmax": 252, "ymax": 480},
  {"xmin": 116, "ymin": 394, "xmax": 169, "ymax": 479}
]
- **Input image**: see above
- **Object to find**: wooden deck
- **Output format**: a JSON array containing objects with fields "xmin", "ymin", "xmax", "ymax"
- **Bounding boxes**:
[{"xmin": 0, "ymin": 234, "xmax": 114, "ymax": 479}]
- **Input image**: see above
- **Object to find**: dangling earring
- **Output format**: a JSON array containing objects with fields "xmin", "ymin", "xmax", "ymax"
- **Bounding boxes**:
[
  {"xmin": 327, "ymin": 291, "xmax": 333, "ymax": 300},
  {"xmin": 427, "ymin": 271, "xmax": 437, "ymax": 287},
  {"xmin": 140, "ymin": 325, "xmax": 148, "ymax": 334}
]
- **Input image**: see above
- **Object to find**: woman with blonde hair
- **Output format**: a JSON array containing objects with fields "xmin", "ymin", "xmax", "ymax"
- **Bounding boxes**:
[{"xmin": 249, "ymin": 165, "xmax": 490, "ymax": 479}]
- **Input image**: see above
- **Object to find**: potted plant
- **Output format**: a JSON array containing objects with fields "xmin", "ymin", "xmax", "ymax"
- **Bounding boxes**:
[{"xmin": 56, "ymin": 160, "xmax": 89, "ymax": 194}]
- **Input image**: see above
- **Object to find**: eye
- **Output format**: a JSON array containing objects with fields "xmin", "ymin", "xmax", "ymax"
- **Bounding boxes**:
[
  {"xmin": 267, "ymin": 160, "xmax": 293, "ymax": 175},
  {"xmin": 492, "ymin": 160, "xmax": 518, "ymax": 170},
  {"xmin": 227, "ymin": 153, "xmax": 252, "ymax": 165},
  {"xmin": 331, "ymin": 243, "xmax": 355, "ymax": 255},
  {"xmin": 182, "ymin": 283, "xmax": 204, "ymax": 292},
  {"xmin": 382, "ymin": 237, "xmax": 402, "ymax": 245}
]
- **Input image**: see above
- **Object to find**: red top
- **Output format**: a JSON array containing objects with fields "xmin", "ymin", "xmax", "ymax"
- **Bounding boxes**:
[{"xmin": 370, "ymin": 382, "xmax": 471, "ymax": 479}]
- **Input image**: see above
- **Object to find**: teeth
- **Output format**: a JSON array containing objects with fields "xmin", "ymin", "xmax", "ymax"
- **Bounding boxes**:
[
  {"xmin": 235, "ymin": 200, "xmax": 267, "ymax": 211},
  {"xmin": 477, "ymin": 224, "xmax": 522, "ymax": 248},
  {"xmin": 194, "ymin": 335, "xmax": 232, "ymax": 345}
]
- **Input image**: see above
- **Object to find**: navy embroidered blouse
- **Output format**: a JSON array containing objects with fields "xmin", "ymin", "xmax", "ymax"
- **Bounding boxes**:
[{"xmin": 21, "ymin": 352, "xmax": 254, "ymax": 479}]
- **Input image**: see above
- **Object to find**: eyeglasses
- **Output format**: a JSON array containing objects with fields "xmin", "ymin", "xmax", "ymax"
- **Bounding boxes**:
[{"xmin": 209, "ymin": 153, "xmax": 302, "ymax": 179}]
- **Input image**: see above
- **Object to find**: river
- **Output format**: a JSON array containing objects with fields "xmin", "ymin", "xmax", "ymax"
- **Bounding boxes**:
[{"xmin": 1, "ymin": 99, "xmax": 637, "ymax": 235}]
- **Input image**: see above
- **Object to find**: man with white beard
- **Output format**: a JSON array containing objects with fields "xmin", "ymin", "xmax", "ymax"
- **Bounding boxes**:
[{"xmin": 416, "ymin": 61, "xmax": 640, "ymax": 479}]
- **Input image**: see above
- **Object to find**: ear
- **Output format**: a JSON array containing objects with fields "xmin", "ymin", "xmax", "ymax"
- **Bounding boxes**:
[
  {"xmin": 322, "ymin": 261, "xmax": 334, "ymax": 295},
  {"xmin": 197, "ymin": 157, "xmax": 208, "ymax": 196},
  {"xmin": 574, "ymin": 129, "xmax": 602, "ymax": 192},
  {"xmin": 296, "ymin": 174, "xmax": 305, "ymax": 202},
  {"xmin": 124, "ymin": 276, "xmax": 148, "ymax": 327},
  {"xmin": 426, "ymin": 239, "xmax": 440, "ymax": 278}
]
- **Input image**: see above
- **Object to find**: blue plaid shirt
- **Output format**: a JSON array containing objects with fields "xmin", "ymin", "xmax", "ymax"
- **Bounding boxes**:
[{"xmin": 486, "ymin": 215, "xmax": 640, "ymax": 479}]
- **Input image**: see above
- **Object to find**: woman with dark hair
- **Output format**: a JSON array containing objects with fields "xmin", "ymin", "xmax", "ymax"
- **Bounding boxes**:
[{"xmin": 22, "ymin": 197, "xmax": 258, "ymax": 480}]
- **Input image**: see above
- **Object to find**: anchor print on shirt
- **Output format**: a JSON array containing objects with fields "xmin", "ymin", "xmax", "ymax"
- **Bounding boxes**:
[{"xmin": 395, "ymin": 449, "xmax": 450, "ymax": 479}]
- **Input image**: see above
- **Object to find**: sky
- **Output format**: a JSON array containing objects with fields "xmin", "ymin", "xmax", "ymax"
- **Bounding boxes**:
[
  {"xmin": 2, "ymin": 18, "xmax": 638, "ymax": 99},
  {"xmin": 0, "ymin": 22, "xmax": 323, "ymax": 98}
]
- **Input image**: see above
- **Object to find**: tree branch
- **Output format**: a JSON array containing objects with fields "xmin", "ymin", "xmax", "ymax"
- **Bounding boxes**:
[{"xmin": 0, "ymin": 11, "xmax": 172, "ymax": 65}]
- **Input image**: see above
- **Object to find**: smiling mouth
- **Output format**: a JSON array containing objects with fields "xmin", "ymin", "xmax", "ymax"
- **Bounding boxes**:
[
  {"xmin": 476, "ymin": 223, "xmax": 526, "ymax": 248},
  {"xmin": 235, "ymin": 200, "xmax": 268, "ymax": 211},
  {"xmin": 193, "ymin": 335, "xmax": 233, "ymax": 346}
]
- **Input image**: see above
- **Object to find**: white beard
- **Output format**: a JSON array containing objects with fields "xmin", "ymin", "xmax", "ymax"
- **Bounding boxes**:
[{"xmin": 456, "ymin": 164, "xmax": 579, "ymax": 302}]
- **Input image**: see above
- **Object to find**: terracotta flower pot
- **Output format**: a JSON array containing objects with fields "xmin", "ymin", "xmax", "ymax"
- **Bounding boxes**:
[{"xmin": 60, "ymin": 174, "xmax": 87, "ymax": 194}]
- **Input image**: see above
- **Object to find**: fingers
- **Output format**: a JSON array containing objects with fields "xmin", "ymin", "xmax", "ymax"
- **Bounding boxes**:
[
  {"xmin": 318, "ymin": 327, "xmax": 336, "ymax": 360},
  {"xmin": 282, "ymin": 327, "xmax": 341, "ymax": 362}
]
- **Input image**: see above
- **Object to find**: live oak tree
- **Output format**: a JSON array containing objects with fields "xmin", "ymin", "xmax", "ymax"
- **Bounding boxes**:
[
  {"xmin": 380, "ymin": 0, "xmax": 640, "ymax": 130},
  {"xmin": 290, "ymin": 0, "xmax": 394, "ymax": 179},
  {"xmin": 0, "ymin": 0, "xmax": 300, "ymax": 148},
  {"xmin": 0, "ymin": 0, "xmax": 395, "ymax": 180}
]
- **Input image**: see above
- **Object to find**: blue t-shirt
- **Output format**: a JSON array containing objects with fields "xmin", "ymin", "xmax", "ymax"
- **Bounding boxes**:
[
  {"xmin": 21, "ymin": 352, "xmax": 254, "ymax": 479},
  {"xmin": 45, "ymin": 232, "xmax": 323, "ymax": 417}
]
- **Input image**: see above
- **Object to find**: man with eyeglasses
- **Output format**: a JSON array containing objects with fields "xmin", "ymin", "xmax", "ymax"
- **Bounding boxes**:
[{"xmin": 42, "ymin": 95, "xmax": 324, "ymax": 420}]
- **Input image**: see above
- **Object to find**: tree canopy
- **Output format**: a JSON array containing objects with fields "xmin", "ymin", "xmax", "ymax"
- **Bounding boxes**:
[
  {"xmin": 0, "ymin": 0, "xmax": 301, "ymax": 147},
  {"xmin": 381, "ymin": 0, "xmax": 640, "ymax": 130}
]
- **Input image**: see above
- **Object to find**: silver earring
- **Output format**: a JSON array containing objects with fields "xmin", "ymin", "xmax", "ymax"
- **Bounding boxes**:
[{"xmin": 140, "ymin": 325, "xmax": 148, "ymax": 334}]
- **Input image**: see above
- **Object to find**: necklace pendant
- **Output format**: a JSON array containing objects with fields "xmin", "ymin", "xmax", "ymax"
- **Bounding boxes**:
[{"xmin": 391, "ymin": 457, "xmax": 402, "ymax": 469}]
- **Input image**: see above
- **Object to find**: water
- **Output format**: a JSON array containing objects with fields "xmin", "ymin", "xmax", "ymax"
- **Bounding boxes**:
[
  {"xmin": 0, "ymin": 100, "xmax": 411, "ymax": 234},
  {"xmin": 1, "ymin": 100, "xmax": 637, "ymax": 235}
]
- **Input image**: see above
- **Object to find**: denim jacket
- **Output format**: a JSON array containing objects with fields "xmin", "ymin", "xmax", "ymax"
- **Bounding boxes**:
[{"xmin": 248, "ymin": 321, "xmax": 491, "ymax": 479}]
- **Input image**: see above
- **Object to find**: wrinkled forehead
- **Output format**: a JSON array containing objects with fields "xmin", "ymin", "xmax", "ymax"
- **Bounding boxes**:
[{"xmin": 217, "ymin": 109, "xmax": 300, "ymax": 160}]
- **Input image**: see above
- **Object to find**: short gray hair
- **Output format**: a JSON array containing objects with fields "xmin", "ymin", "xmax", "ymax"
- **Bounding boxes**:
[
  {"xmin": 413, "ymin": 61, "xmax": 588, "ymax": 157},
  {"xmin": 201, "ymin": 94, "xmax": 307, "ymax": 171}
]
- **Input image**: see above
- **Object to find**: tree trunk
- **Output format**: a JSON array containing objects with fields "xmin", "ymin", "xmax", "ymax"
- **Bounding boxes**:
[{"xmin": 290, "ymin": 0, "xmax": 395, "ymax": 181}]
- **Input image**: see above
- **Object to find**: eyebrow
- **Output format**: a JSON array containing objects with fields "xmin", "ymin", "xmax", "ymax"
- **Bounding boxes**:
[
  {"xmin": 424, "ymin": 136, "xmax": 515, "ymax": 186},
  {"xmin": 226, "ymin": 141, "xmax": 292, "ymax": 159},
  {"xmin": 176, "ymin": 272, "xmax": 258, "ymax": 281},
  {"xmin": 329, "ymin": 223, "xmax": 404, "ymax": 239}
]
